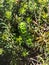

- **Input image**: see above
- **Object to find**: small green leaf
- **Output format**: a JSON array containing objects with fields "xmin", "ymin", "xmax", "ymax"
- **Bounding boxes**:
[{"xmin": 0, "ymin": 48, "xmax": 4, "ymax": 55}]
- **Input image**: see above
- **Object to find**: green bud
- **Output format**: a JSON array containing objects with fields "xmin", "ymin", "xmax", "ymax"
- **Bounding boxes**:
[
  {"xmin": 19, "ymin": 22, "xmax": 27, "ymax": 34},
  {"xmin": 26, "ymin": 38, "xmax": 33, "ymax": 47},
  {"xmin": 5, "ymin": 11, "xmax": 12, "ymax": 20}
]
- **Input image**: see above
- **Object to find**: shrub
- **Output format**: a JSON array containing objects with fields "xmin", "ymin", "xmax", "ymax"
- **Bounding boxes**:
[{"xmin": 0, "ymin": 0, "xmax": 49, "ymax": 65}]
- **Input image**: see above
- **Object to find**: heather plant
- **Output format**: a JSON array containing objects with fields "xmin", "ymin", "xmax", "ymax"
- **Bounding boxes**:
[{"xmin": 0, "ymin": 0, "xmax": 49, "ymax": 65}]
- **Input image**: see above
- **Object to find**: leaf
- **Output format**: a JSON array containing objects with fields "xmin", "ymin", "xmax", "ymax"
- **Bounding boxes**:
[{"xmin": 0, "ymin": 48, "xmax": 4, "ymax": 55}]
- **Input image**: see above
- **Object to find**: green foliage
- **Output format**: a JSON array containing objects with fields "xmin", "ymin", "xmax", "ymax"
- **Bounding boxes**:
[
  {"xmin": 0, "ymin": 48, "xmax": 4, "ymax": 55},
  {"xmin": 5, "ymin": 10, "xmax": 12, "ymax": 19},
  {"xmin": 19, "ymin": 22, "xmax": 27, "ymax": 34},
  {"xmin": 0, "ymin": 0, "xmax": 49, "ymax": 65}
]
